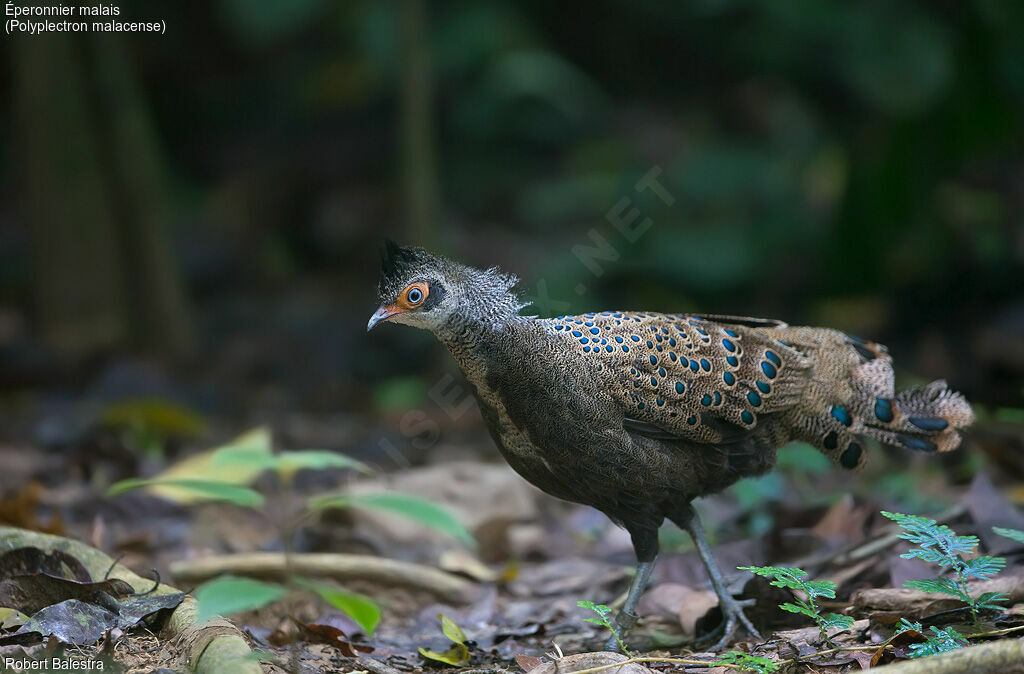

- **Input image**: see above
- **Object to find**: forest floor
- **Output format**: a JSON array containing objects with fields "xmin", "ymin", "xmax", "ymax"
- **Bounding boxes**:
[{"xmin": 1, "ymin": 401, "xmax": 1024, "ymax": 673}]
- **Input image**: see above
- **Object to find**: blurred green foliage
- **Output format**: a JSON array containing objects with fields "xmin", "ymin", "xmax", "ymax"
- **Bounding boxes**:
[{"xmin": 0, "ymin": 0, "xmax": 1021, "ymax": 411}]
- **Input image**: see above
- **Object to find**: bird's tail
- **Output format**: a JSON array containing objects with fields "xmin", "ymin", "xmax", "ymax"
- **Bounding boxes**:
[{"xmin": 768, "ymin": 327, "xmax": 974, "ymax": 470}]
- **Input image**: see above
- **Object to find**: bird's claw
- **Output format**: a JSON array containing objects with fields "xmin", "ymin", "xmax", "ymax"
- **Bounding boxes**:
[{"xmin": 696, "ymin": 595, "xmax": 761, "ymax": 652}]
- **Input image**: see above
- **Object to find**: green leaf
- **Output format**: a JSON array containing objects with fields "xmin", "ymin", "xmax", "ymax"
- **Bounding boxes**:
[
  {"xmin": 418, "ymin": 643, "xmax": 470, "ymax": 666},
  {"xmin": 993, "ymin": 527, "xmax": 1024, "ymax": 544},
  {"xmin": 134, "ymin": 428, "xmax": 273, "ymax": 503},
  {"xmin": 209, "ymin": 444, "xmax": 278, "ymax": 472},
  {"xmin": 803, "ymin": 580, "xmax": 838, "ymax": 600},
  {"xmin": 577, "ymin": 600, "xmax": 610, "ymax": 617},
  {"xmin": 713, "ymin": 651, "xmax": 779, "ymax": 673},
  {"xmin": 0, "ymin": 607, "xmax": 28, "ymax": 629},
  {"xmin": 961, "ymin": 555, "xmax": 1006, "ymax": 580},
  {"xmin": 779, "ymin": 602, "xmax": 818, "ymax": 619},
  {"xmin": 821, "ymin": 613, "xmax": 855, "ymax": 630},
  {"xmin": 194, "ymin": 576, "xmax": 286, "ymax": 623},
  {"xmin": 439, "ymin": 613, "xmax": 467, "ymax": 645},
  {"xmin": 908, "ymin": 626, "xmax": 966, "ymax": 658},
  {"xmin": 739, "ymin": 565, "xmax": 809, "ymax": 592},
  {"xmin": 275, "ymin": 450, "xmax": 371, "ymax": 475},
  {"xmin": 106, "ymin": 478, "xmax": 264, "ymax": 507},
  {"xmin": 881, "ymin": 511, "xmax": 979, "ymax": 557},
  {"xmin": 309, "ymin": 491, "xmax": 475, "ymax": 548},
  {"xmin": 976, "ymin": 591, "xmax": 1009, "ymax": 610},
  {"xmin": 292, "ymin": 577, "xmax": 380, "ymax": 635},
  {"xmin": 905, "ymin": 577, "xmax": 960, "ymax": 597}
]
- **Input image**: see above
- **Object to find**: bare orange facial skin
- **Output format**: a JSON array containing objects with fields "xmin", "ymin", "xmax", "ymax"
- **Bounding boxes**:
[{"xmin": 394, "ymin": 282, "xmax": 429, "ymax": 312}]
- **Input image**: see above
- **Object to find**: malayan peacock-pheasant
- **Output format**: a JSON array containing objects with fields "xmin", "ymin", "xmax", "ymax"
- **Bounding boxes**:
[{"xmin": 367, "ymin": 241, "xmax": 974, "ymax": 649}]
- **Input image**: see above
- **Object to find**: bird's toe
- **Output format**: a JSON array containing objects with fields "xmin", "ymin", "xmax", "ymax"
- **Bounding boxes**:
[{"xmin": 697, "ymin": 596, "xmax": 761, "ymax": 651}]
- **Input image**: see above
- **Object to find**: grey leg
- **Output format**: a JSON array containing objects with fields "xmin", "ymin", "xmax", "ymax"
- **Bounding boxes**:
[
  {"xmin": 677, "ymin": 506, "xmax": 761, "ymax": 650},
  {"xmin": 603, "ymin": 558, "xmax": 656, "ymax": 652}
]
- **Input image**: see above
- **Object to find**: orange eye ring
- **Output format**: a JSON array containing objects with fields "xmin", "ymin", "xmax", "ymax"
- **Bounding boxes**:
[{"xmin": 397, "ymin": 282, "xmax": 429, "ymax": 310}]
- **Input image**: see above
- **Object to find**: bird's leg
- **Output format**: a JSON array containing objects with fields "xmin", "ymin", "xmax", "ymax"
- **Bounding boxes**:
[
  {"xmin": 603, "ymin": 526, "xmax": 659, "ymax": 652},
  {"xmin": 603, "ymin": 558, "xmax": 656, "ymax": 652},
  {"xmin": 674, "ymin": 504, "xmax": 761, "ymax": 650}
]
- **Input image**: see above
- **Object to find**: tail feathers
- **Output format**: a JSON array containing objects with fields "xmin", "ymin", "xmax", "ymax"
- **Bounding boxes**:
[
  {"xmin": 798, "ymin": 379, "xmax": 973, "ymax": 472},
  {"xmin": 859, "ymin": 380, "xmax": 974, "ymax": 454}
]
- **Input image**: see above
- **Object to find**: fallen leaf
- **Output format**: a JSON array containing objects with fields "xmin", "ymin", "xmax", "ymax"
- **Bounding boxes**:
[
  {"xmin": 3, "ymin": 599, "xmax": 119, "ymax": 646},
  {"xmin": 418, "ymin": 642, "xmax": 470, "ymax": 666},
  {"xmin": 811, "ymin": 494, "xmax": 870, "ymax": 543},
  {"xmin": 0, "ymin": 575, "xmax": 133, "ymax": 616},
  {"xmin": 515, "ymin": 654, "xmax": 543, "ymax": 672},
  {"xmin": 269, "ymin": 616, "xmax": 375, "ymax": 656},
  {"xmin": 0, "ymin": 607, "xmax": 29, "ymax": 629},
  {"xmin": 117, "ymin": 592, "xmax": 186, "ymax": 626},
  {"xmin": 0, "ymin": 547, "xmax": 92, "ymax": 583},
  {"xmin": 871, "ymin": 626, "xmax": 927, "ymax": 666},
  {"xmin": 439, "ymin": 613, "xmax": 467, "ymax": 644}
]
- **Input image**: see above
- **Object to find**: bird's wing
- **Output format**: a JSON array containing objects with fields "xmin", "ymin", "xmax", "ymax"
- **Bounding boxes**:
[{"xmin": 549, "ymin": 311, "xmax": 811, "ymax": 444}]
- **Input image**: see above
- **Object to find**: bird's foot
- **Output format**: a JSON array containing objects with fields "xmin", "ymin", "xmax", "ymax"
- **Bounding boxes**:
[
  {"xmin": 696, "ymin": 596, "xmax": 761, "ymax": 652},
  {"xmin": 602, "ymin": 610, "xmax": 638, "ymax": 652}
]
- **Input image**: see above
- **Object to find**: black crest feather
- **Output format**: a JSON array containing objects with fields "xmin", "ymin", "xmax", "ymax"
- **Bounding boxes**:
[
  {"xmin": 379, "ymin": 239, "xmax": 425, "ymax": 280},
  {"xmin": 378, "ymin": 239, "xmax": 433, "ymax": 302}
]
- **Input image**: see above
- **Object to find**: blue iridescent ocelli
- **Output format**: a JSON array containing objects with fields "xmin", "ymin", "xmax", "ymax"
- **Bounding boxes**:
[
  {"xmin": 830, "ymin": 405, "xmax": 852, "ymax": 427},
  {"xmin": 874, "ymin": 397, "xmax": 893, "ymax": 422}
]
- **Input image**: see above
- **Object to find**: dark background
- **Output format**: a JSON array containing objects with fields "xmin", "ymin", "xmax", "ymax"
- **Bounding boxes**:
[{"xmin": 0, "ymin": 0, "xmax": 1022, "ymax": 482}]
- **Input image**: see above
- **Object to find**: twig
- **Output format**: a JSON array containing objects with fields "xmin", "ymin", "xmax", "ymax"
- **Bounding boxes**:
[
  {"xmin": 357, "ymin": 656, "xmax": 404, "ymax": 674},
  {"xmin": 964, "ymin": 624, "xmax": 1024, "ymax": 640},
  {"xmin": 553, "ymin": 657, "xmax": 743, "ymax": 674},
  {"xmin": 169, "ymin": 552, "xmax": 476, "ymax": 603},
  {"xmin": 554, "ymin": 643, "xmax": 896, "ymax": 674}
]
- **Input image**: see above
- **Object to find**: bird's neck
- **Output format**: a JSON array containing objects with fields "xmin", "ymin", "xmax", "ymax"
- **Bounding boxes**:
[{"xmin": 434, "ymin": 304, "xmax": 530, "ymax": 376}]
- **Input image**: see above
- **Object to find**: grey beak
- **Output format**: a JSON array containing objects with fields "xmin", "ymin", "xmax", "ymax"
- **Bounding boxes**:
[{"xmin": 367, "ymin": 305, "xmax": 397, "ymax": 331}]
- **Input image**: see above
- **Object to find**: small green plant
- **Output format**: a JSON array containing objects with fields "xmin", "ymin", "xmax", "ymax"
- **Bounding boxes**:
[
  {"xmin": 108, "ymin": 428, "xmax": 472, "ymax": 634},
  {"xmin": 993, "ymin": 526, "xmax": 1024, "ymax": 544},
  {"xmin": 712, "ymin": 650, "xmax": 779, "ymax": 673},
  {"xmin": 740, "ymin": 566, "xmax": 853, "ymax": 643},
  {"xmin": 893, "ymin": 618, "xmax": 967, "ymax": 658},
  {"xmin": 882, "ymin": 511, "xmax": 1006, "ymax": 626},
  {"xmin": 419, "ymin": 613, "xmax": 471, "ymax": 666},
  {"xmin": 577, "ymin": 600, "xmax": 632, "ymax": 655}
]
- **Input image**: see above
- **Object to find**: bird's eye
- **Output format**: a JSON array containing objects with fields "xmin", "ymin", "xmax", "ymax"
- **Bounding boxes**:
[{"xmin": 407, "ymin": 287, "xmax": 423, "ymax": 304}]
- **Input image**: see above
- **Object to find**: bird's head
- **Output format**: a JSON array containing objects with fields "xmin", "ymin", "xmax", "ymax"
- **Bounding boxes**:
[{"xmin": 367, "ymin": 240, "xmax": 527, "ymax": 333}]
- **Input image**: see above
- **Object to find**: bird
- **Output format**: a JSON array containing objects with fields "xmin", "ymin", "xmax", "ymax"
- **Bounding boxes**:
[{"xmin": 366, "ymin": 241, "xmax": 974, "ymax": 650}]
